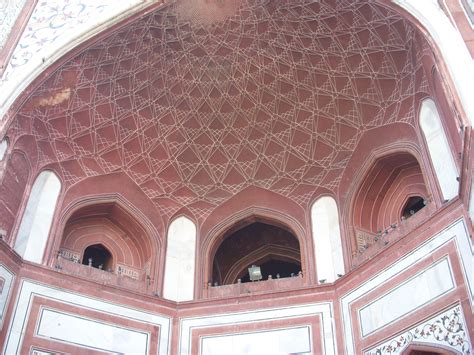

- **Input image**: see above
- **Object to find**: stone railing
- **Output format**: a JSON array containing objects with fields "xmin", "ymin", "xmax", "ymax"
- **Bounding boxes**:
[
  {"xmin": 54, "ymin": 256, "xmax": 152, "ymax": 294},
  {"xmin": 203, "ymin": 274, "xmax": 305, "ymax": 299},
  {"xmin": 352, "ymin": 201, "xmax": 436, "ymax": 268}
]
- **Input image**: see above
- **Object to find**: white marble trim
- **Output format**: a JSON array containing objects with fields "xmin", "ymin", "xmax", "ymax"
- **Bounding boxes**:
[
  {"xmin": 0, "ymin": 264, "xmax": 15, "ymax": 329},
  {"xmin": 2, "ymin": 279, "xmax": 171, "ymax": 355},
  {"xmin": 358, "ymin": 257, "xmax": 455, "ymax": 337},
  {"xmin": 340, "ymin": 218, "xmax": 473, "ymax": 354},
  {"xmin": 179, "ymin": 302, "xmax": 336, "ymax": 355},
  {"xmin": 199, "ymin": 325, "xmax": 313, "ymax": 355}
]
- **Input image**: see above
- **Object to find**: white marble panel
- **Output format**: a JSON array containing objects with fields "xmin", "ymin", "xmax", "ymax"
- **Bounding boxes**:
[
  {"xmin": 311, "ymin": 196, "xmax": 345, "ymax": 283},
  {"xmin": 201, "ymin": 326, "xmax": 311, "ymax": 355},
  {"xmin": 180, "ymin": 302, "xmax": 336, "ymax": 355},
  {"xmin": 163, "ymin": 216, "xmax": 196, "ymax": 302},
  {"xmin": 359, "ymin": 258, "xmax": 454, "ymax": 336},
  {"xmin": 341, "ymin": 218, "xmax": 473, "ymax": 354},
  {"xmin": 0, "ymin": 139, "xmax": 7, "ymax": 161},
  {"xmin": 37, "ymin": 308, "xmax": 148, "ymax": 354},
  {"xmin": 0, "ymin": 0, "xmax": 27, "ymax": 50},
  {"xmin": 420, "ymin": 99, "xmax": 459, "ymax": 200},
  {"xmin": 366, "ymin": 305, "xmax": 472, "ymax": 354},
  {"xmin": 14, "ymin": 171, "xmax": 61, "ymax": 263},
  {"xmin": 0, "ymin": 264, "xmax": 14, "ymax": 329},
  {"xmin": 3, "ymin": 280, "xmax": 171, "ymax": 354}
]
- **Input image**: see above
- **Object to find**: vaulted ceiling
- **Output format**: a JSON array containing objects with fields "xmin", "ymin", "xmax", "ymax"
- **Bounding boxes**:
[{"xmin": 6, "ymin": 0, "xmax": 431, "ymax": 223}]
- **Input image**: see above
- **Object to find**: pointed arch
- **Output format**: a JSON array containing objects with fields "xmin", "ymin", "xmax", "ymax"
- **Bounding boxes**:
[
  {"xmin": 14, "ymin": 170, "xmax": 61, "ymax": 263},
  {"xmin": 311, "ymin": 196, "xmax": 344, "ymax": 283},
  {"xmin": 163, "ymin": 215, "xmax": 197, "ymax": 301},
  {"xmin": 419, "ymin": 98, "xmax": 459, "ymax": 200}
]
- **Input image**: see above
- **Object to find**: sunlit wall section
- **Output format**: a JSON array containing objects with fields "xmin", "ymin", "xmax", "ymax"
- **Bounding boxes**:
[
  {"xmin": 14, "ymin": 170, "xmax": 61, "ymax": 263},
  {"xmin": 420, "ymin": 99, "xmax": 459, "ymax": 200},
  {"xmin": 163, "ymin": 216, "xmax": 196, "ymax": 301},
  {"xmin": 311, "ymin": 196, "xmax": 344, "ymax": 284}
]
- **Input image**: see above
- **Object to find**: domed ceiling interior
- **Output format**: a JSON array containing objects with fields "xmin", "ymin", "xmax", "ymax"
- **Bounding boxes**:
[{"xmin": 5, "ymin": 0, "xmax": 431, "ymax": 224}]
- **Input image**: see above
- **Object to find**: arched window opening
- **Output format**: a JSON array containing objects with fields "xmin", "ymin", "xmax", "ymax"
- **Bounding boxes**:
[
  {"xmin": 212, "ymin": 221, "xmax": 301, "ymax": 285},
  {"xmin": 352, "ymin": 153, "xmax": 429, "ymax": 252},
  {"xmin": 59, "ymin": 201, "xmax": 156, "ymax": 291},
  {"xmin": 14, "ymin": 171, "xmax": 61, "ymax": 263},
  {"xmin": 401, "ymin": 196, "xmax": 426, "ymax": 219},
  {"xmin": 82, "ymin": 244, "xmax": 113, "ymax": 270},
  {"xmin": 420, "ymin": 98, "xmax": 459, "ymax": 201},
  {"xmin": 163, "ymin": 216, "xmax": 196, "ymax": 302},
  {"xmin": 311, "ymin": 196, "xmax": 344, "ymax": 284}
]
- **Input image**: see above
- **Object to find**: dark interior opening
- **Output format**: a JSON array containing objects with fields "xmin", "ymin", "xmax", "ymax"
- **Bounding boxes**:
[
  {"xmin": 239, "ymin": 259, "xmax": 301, "ymax": 283},
  {"xmin": 402, "ymin": 196, "xmax": 426, "ymax": 219},
  {"xmin": 82, "ymin": 244, "xmax": 113, "ymax": 270},
  {"xmin": 212, "ymin": 221, "xmax": 301, "ymax": 285}
]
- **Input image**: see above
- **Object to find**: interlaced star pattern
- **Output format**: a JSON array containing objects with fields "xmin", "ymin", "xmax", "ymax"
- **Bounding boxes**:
[{"xmin": 7, "ymin": 0, "xmax": 431, "ymax": 223}]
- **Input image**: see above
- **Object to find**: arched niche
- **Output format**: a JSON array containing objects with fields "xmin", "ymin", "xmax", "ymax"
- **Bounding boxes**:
[
  {"xmin": 351, "ymin": 152, "xmax": 429, "ymax": 251},
  {"xmin": 419, "ymin": 98, "xmax": 459, "ymax": 201},
  {"xmin": 59, "ymin": 201, "xmax": 156, "ymax": 284},
  {"xmin": 14, "ymin": 170, "xmax": 61, "ymax": 263},
  {"xmin": 163, "ymin": 215, "xmax": 196, "ymax": 302},
  {"xmin": 210, "ymin": 217, "xmax": 302, "ymax": 285},
  {"xmin": 311, "ymin": 196, "xmax": 344, "ymax": 284}
]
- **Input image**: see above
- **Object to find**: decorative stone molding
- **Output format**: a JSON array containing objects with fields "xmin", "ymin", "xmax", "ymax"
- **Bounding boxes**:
[{"xmin": 366, "ymin": 305, "xmax": 472, "ymax": 355}]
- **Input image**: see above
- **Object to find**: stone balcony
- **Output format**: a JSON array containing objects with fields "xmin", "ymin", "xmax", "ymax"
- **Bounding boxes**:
[
  {"xmin": 54, "ymin": 256, "xmax": 152, "ymax": 294},
  {"xmin": 203, "ymin": 274, "xmax": 305, "ymax": 299}
]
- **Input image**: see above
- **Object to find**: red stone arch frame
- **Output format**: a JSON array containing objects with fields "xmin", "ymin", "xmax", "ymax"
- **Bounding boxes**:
[
  {"xmin": 198, "ymin": 206, "xmax": 310, "ymax": 297},
  {"xmin": 400, "ymin": 342, "xmax": 459, "ymax": 355},
  {"xmin": 377, "ymin": 0, "xmax": 473, "ymax": 130},
  {"xmin": 49, "ymin": 193, "xmax": 164, "ymax": 295},
  {"xmin": 341, "ymin": 137, "xmax": 434, "ymax": 264}
]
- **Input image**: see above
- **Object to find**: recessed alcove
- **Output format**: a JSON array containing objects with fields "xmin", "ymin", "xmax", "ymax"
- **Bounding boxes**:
[
  {"xmin": 211, "ymin": 221, "xmax": 301, "ymax": 285},
  {"xmin": 352, "ymin": 152, "xmax": 429, "ymax": 251},
  {"xmin": 58, "ymin": 202, "xmax": 156, "ymax": 290}
]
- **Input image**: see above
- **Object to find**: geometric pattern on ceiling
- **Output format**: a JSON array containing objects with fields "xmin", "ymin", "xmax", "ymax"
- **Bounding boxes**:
[{"xmin": 8, "ymin": 0, "xmax": 430, "ymax": 223}]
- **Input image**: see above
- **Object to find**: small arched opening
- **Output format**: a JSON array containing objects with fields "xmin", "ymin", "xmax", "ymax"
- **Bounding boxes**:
[
  {"xmin": 211, "ymin": 220, "xmax": 301, "ymax": 285},
  {"xmin": 401, "ymin": 196, "xmax": 426, "ymax": 220},
  {"xmin": 82, "ymin": 243, "xmax": 113, "ymax": 270}
]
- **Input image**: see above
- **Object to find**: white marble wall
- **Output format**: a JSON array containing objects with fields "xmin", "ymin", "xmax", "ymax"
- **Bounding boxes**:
[
  {"xmin": 311, "ymin": 196, "xmax": 345, "ymax": 283},
  {"xmin": 366, "ymin": 305, "xmax": 472, "ymax": 354},
  {"xmin": 3, "ymin": 280, "xmax": 171, "ymax": 354},
  {"xmin": 0, "ymin": 139, "xmax": 7, "ymax": 161},
  {"xmin": 201, "ymin": 326, "xmax": 311, "ymax": 355},
  {"xmin": 359, "ymin": 258, "xmax": 454, "ymax": 336},
  {"xmin": 37, "ymin": 308, "xmax": 149, "ymax": 354},
  {"xmin": 420, "ymin": 98, "xmax": 459, "ymax": 201},
  {"xmin": 14, "ymin": 171, "xmax": 61, "ymax": 263},
  {"xmin": 0, "ymin": 264, "xmax": 14, "ymax": 329},
  {"xmin": 179, "ymin": 303, "xmax": 337, "ymax": 355},
  {"xmin": 0, "ymin": 0, "xmax": 27, "ymax": 51},
  {"xmin": 163, "ymin": 216, "xmax": 196, "ymax": 302}
]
